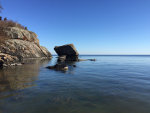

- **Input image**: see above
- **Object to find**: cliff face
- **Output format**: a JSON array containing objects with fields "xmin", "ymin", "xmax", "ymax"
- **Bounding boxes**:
[
  {"xmin": 0, "ymin": 27, "xmax": 51, "ymax": 66},
  {"xmin": 1, "ymin": 27, "xmax": 39, "ymax": 45}
]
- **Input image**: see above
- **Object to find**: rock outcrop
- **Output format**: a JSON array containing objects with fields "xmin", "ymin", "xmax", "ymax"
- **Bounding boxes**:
[
  {"xmin": 54, "ymin": 44, "xmax": 79, "ymax": 61},
  {"xmin": 0, "ymin": 27, "xmax": 52, "ymax": 68},
  {"xmin": 1, "ymin": 27, "xmax": 39, "ymax": 45}
]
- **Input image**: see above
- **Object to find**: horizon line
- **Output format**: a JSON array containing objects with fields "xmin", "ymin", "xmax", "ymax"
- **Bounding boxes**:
[{"xmin": 52, "ymin": 54, "xmax": 150, "ymax": 56}]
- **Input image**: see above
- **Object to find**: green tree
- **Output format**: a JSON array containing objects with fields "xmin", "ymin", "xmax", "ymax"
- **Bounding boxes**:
[{"xmin": 25, "ymin": 27, "xmax": 28, "ymax": 30}]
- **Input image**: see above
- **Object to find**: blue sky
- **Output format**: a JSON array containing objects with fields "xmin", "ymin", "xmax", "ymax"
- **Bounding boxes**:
[{"xmin": 1, "ymin": 0, "xmax": 150, "ymax": 55}]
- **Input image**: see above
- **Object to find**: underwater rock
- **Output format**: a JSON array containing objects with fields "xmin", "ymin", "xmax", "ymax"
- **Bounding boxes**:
[{"xmin": 46, "ymin": 64, "xmax": 68, "ymax": 71}]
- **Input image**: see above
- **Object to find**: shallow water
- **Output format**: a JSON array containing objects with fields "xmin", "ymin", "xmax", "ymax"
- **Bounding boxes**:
[{"xmin": 0, "ymin": 55, "xmax": 150, "ymax": 113}]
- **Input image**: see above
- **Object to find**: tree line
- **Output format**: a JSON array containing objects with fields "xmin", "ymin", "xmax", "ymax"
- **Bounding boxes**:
[{"xmin": 0, "ymin": 3, "xmax": 28, "ymax": 30}]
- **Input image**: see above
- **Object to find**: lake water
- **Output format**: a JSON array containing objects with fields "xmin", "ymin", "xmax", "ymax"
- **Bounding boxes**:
[{"xmin": 0, "ymin": 55, "xmax": 150, "ymax": 113}]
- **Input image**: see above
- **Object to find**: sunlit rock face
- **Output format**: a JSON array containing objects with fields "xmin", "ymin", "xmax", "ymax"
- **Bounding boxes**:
[
  {"xmin": 1, "ymin": 27, "xmax": 39, "ymax": 45},
  {"xmin": 0, "ymin": 39, "xmax": 51, "ymax": 59},
  {"xmin": 0, "ymin": 27, "xmax": 52, "ymax": 67}
]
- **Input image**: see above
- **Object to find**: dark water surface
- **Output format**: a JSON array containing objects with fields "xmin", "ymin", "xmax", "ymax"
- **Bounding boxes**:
[{"xmin": 0, "ymin": 55, "xmax": 150, "ymax": 113}]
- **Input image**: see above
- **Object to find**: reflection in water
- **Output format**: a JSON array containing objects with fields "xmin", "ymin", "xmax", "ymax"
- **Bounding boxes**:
[
  {"xmin": 65, "ymin": 61, "xmax": 77, "ymax": 74},
  {"xmin": 0, "ymin": 56, "xmax": 150, "ymax": 113},
  {"xmin": 0, "ymin": 59, "xmax": 51, "ymax": 93},
  {"xmin": 47, "ymin": 57, "xmax": 78, "ymax": 74}
]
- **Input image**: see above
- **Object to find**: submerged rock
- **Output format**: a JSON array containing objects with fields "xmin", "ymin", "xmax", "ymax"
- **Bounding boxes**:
[
  {"xmin": 78, "ymin": 59, "xmax": 96, "ymax": 61},
  {"xmin": 46, "ymin": 64, "xmax": 68, "ymax": 71},
  {"xmin": 88, "ymin": 59, "xmax": 96, "ymax": 61},
  {"xmin": 73, "ymin": 64, "xmax": 76, "ymax": 67},
  {"xmin": 78, "ymin": 59, "xmax": 88, "ymax": 61},
  {"xmin": 54, "ymin": 44, "xmax": 79, "ymax": 61}
]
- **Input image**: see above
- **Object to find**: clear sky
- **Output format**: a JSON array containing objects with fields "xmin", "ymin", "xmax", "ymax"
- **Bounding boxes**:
[{"xmin": 0, "ymin": 0, "xmax": 150, "ymax": 55}]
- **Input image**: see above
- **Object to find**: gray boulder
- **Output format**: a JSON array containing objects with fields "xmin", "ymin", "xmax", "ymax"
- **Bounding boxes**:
[{"xmin": 54, "ymin": 44, "xmax": 79, "ymax": 61}]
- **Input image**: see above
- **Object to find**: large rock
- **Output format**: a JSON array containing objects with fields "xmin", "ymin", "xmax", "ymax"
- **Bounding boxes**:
[
  {"xmin": 54, "ymin": 44, "xmax": 79, "ymax": 61},
  {"xmin": 0, "ymin": 27, "xmax": 52, "ymax": 68},
  {"xmin": 1, "ymin": 27, "xmax": 39, "ymax": 45},
  {"xmin": 0, "ymin": 39, "xmax": 51, "ymax": 59}
]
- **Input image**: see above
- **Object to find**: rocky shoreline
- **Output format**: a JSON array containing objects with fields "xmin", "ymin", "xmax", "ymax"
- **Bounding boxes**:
[
  {"xmin": 46, "ymin": 44, "xmax": 96, "ymax": 71},
  {"xmin": 0, "ymin": 27, "xmax": 95, "ymax": 70},
  {"xmin": 0, "ymin": 26, "xmax": 52, "ymax": 68}
]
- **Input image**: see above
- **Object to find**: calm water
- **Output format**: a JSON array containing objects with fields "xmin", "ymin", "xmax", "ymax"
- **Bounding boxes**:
[{"xmin": 0, "ymin": 55, "xmax": 150, "ymax": 113}]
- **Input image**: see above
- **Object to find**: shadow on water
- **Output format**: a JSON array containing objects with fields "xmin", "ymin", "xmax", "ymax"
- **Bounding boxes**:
[{"xmin": 0, "ymin": 59, "xmax": 51, "ymax": 95}]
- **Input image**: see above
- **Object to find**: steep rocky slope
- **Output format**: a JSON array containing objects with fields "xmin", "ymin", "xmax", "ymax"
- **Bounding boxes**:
[{"xmin": 0, "ymin": 27, "xmax": 51, "ymax": 67}]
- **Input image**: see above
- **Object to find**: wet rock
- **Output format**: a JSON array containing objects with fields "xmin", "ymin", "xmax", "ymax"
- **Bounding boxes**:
[
  {"xmin": 78, "ymin": 59, "xmax": 88, "ymax": 61},
  {"xmin": 16, "ymin": 63, "xmax": 22, "ymax": 66},
  {"xmin": 10, "ymin": 63, "xmax": 16, "ymax": 66},
  {"xmin": 3, "ymin": 64, "xmax": 7, "ymax": 67},
  {"xmin": 54, "ymin": 44, "xmax": 79, "ymax": 61},
  {"xmin": 10, "ymin": 63, "xmax": 22, "ymax": 66},
  {"xmin": 46, "ymin": 64, "xmax": 68, "ymax": 71},
  {"xmin": 73, "ymin": 65, "xmax": 76, "ymax": 67},
  {"xmin": 57, "ymin": 55, "xmax": 66, "ymax": 62},
  {"xmin": 0, "ymin": 53, "xmax": 20, "ymax": 68},
  {"xmin": 78, "ymin": 59, "xmax": 96, "ymax": 61},
  {"xmin": 88, "ymin": 59, "xmax": 96, "ymax": 61},
  {"xmin": 65, "ymin": 55, "xmax": 78, "ymax": 61}
]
